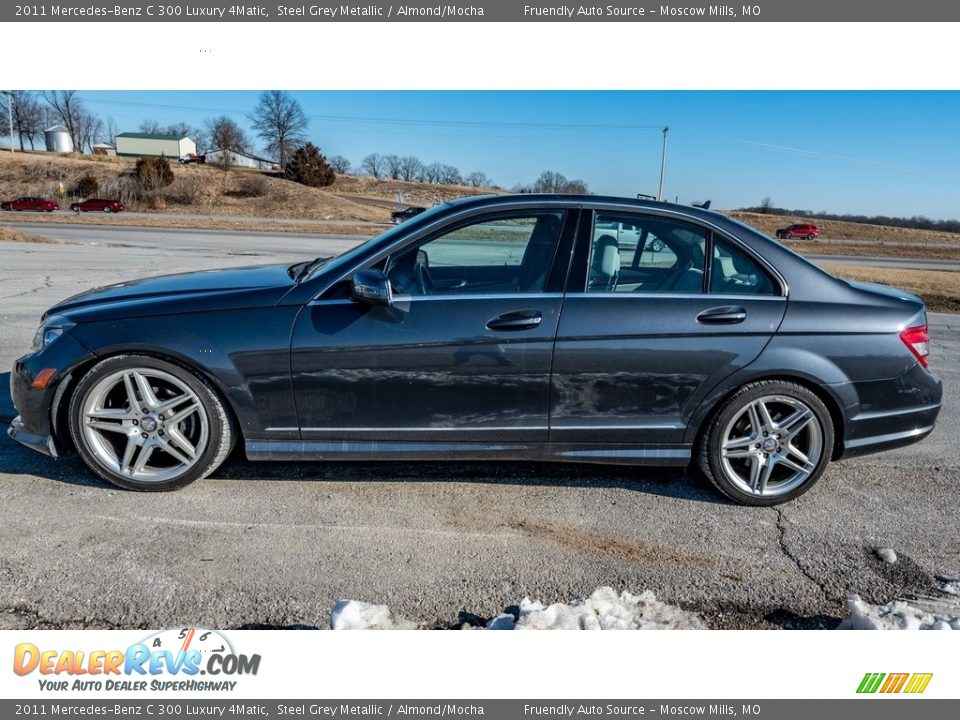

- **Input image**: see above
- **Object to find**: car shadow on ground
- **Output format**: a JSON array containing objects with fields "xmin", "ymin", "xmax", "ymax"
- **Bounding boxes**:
[{"xmin": 0, "ymin": 370, "xmax": 727, "ymax": 504}]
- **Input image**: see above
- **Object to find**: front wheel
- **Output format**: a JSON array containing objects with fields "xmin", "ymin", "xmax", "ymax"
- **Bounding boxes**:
[
  {"xmin": 69, "ymin": 355, "xmax": 235, "ymax": 491},
  {"xmin": 698, "ymin": 380, "xmax": 834, "ymax": 505},
  {"xmin": 102, "ymin": 207, "xmax": 112, "ymax": 213}
]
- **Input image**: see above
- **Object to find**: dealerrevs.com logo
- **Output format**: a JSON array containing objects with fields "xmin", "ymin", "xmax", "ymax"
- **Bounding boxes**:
[{"xmin": 13, "ymin": 627, "xmax": 261, "ymax": 692}]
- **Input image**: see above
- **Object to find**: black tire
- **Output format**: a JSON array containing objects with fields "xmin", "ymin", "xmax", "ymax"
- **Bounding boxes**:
[
  {"xmin": 68, "ymin": 355, "xmax": 236, "ymax": 491},
  {"xmin": 697, "ymin": 380, "xmax": 834, "ymax": 506},
  {"xmin": 102, "ymin": 207, "xmax": 112, "ymax": 213}
]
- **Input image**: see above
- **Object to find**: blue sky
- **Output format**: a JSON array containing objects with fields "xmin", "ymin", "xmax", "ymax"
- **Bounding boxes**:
[{"xmin": 70, "ymin": 90, "xmax": 960, "ymax": 219}]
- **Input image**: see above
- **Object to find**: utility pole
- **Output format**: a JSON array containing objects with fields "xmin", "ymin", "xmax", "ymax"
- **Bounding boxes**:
[
  {"xmin": 2, "ymin": 91, "xmax": 13, "ymax": 154},
  {"xmin": 657, "ymin": 126, "xmax": 669, "ymax": 201}
]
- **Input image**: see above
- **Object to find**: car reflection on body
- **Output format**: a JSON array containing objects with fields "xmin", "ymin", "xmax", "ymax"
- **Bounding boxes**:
[{"xmin": 8, "ymin": 194, "xmax": 941, "ymax": 505}]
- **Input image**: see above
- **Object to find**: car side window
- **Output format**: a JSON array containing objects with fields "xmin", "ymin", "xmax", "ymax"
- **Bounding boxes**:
[
  {"xmin": 710, "ymin": 237, "xmax": 777, "ymax": 295},
  {"xmin": 384, "ymin": 212, "xmax": 563, "ymax": 296},
  {"xmin": 588, "ymin": 213, "xmax": 707, "ymax": 293}
]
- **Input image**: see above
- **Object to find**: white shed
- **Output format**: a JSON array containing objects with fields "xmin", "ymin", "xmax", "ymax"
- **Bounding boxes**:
[
  {"xmin": 116, "ymin": 132, "xmax": 196, "ymax": 159},
  {"xmin": 205, "ymin": 148, "xmax": 277, "ymax": 170}
]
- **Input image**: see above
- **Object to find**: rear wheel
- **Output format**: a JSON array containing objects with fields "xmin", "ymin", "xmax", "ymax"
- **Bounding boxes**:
[
  {"xmin": 102, "ymin": 206, "xmax": 112, "ymax": 213},
  {"xmin": 698, "ymin": 380, "xmax": 833, "ymax": 505},
  {"xmin": 69, "ymin": 355, "xmax": 235, "ymax": 491}
]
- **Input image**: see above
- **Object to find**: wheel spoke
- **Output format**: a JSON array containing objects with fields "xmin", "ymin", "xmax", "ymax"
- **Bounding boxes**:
[
  {"xmin": 747, "ymin": 403, "xmax": 762, "ymax": 436},
  {"xmin": 87, "ymin": 407, "xmax": 134, "ymax": 421},
  {"xmin": 122, "ymin": 372, "xmax": 139, "ymax": 413},
  {"xmin": 166, "ymin": 402, "xmax": 200, "ymax": 426},
  {"xmin": 159, "ymin": 436, "xmax": 192, "ymax": 466},
  {"xmin": 723, "ymin": 434, "xmax": 755, "ymax": 450},
  {"xmin": 783, "ymin": 443, "xmax": 816, "ymax": 474},
  {"xmin": 780, "ymin": 408, "xmax": 814, "ymax": 441},
  {"xmin": 120, "ymin": 436, "xmax": 139, "ymax": 475},
  {"xmin": 722, "ymin": 445, "xmax": 755, "ymax": 460},
  {"xmin": 85, "ymin": 419, "xmax": 128, "ymax": 435},
  {"xmin": 132, "ymin": 371, "xmax": 159, "ymax": 410},
  {"xmin": 166, "ymin": 426, "xmax": 197, "ymax": 459},
  {"xmin": 756, "ymin": 457, "xmax": 776, "ymax": 494},
  {"xmin": 132, "ymin": 444, "xmax": 155, "ymax": 475},
  {"xmin": 748, "ymin": 456, "xmax": 762, "ymax": 491},
  {"xmin": 155, "ymin": 392, "xmax": 193, "ymax": 415},
  {"xmin": 754, "ymin": 399, "xmax": 776, "ymax": 433}
]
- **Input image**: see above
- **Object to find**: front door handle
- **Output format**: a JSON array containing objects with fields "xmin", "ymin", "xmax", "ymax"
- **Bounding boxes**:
[
  {"xmin": 486, "ymin": 310, "xmax": 543, "ymax": 331},
  {"xmin": 697, "ymin": 306, "xmax": 747, "ymax": 324}
]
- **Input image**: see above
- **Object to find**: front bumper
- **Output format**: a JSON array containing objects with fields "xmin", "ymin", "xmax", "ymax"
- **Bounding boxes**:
[
  {"xmin": 9, "ymin": 331, "xmax": 95, "ymax": 457},
  {"xmin": 7, "ymin": 415, "xmax": 58, "ymax": 457}
]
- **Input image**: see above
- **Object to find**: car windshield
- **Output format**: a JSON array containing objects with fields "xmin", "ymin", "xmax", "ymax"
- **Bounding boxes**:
[{"xmin": 299, "ymin": 202, "xmax": 452, "ymax": 282}]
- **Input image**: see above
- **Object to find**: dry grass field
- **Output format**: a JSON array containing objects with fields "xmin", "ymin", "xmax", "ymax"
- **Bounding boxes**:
[
  {"xmin": 730, "ymin": 211, "xmax": 960, "ymax": 246},
  {"xmin": 820, "ymin": 263, "xmax": 960, "ymax": 313}
]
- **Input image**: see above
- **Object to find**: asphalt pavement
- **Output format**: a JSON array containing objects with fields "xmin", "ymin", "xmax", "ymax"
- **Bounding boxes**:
[{"xmin": 0, "ymin": 230, "xmax": 957, "ymax": 630}]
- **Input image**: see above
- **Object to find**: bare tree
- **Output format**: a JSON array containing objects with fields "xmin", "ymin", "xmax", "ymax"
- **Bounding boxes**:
[
  {"xmin": 384, "ymin": 154, "xmax": 403, "ymax": 180},
  {"xmin": 205, "ymin": 116, "xmax": 249, "ymax": 170},
  {"xmin": 76, "ymin": 111, "xmax": 104, "ymax": 153},
  {"xmin": 465, "ymin": 171, "xmax": 489, "ymax": 188},
  {"xmin": 419, "ymin": 162, "xmax": 443, "ymax": 183},
  {"xmin": 0, "ymin": 91, "xmax": 44, "ymax": 151},
  {"xmin": 399, "ymin": 156, "xmax": 422, "ymax": 181},
  {"xmin": 328, "ymin": 155, "xmax": 351, "ymax": 173},
  {"xmin": 439, "ymin": 164, "xmax": 462, "ymax": 185},
  {"xmin": 247, "ymin": 90, "xmax": 309, "ymax": 171},
  {"xmin": 40, "ymin": 90, "xmax": 85, "ymax": 149},
  {"xmin": 139, "ymin": 119, "xmax": 162, "ymax": 134},
  {"xmin": 104, "ymin": 117, "xmax": 119, "ymax": 146},
  {"xmin": 360, "ymin": 153, "xmax": 385, "ymax": 180},
  {"xmin": 760, "ymin": 196, "xmax": 773, "ymax": 214}
]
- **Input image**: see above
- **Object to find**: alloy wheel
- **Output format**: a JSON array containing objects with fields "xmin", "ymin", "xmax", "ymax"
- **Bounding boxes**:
[
  {"xmin": 79, "ymin": 368, "xmax": 209, "ymax": 483},
  {"xmin": 718, "ymin": 394, "xmax": 823, "ymax": 498}
]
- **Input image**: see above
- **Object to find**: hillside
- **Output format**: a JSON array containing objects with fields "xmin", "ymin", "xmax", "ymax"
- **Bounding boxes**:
[
  {"xmin": 0, "ymin": 151, "xmax": 497, "ymax": 224},
  {"xmin": 730, "ymin": 211, "xmax": 960, "ymax": 246}
]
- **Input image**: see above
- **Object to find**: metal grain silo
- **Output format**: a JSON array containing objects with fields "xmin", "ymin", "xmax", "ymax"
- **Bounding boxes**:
[{"xmin": 44, "ymin": 125, "xmax": 74, "ymax": 153}]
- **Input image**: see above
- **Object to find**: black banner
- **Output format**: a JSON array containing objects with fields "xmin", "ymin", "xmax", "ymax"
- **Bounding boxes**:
[
  {"xmin": 3, "ymin": 700, "xmax": 960, "ymax": 719},
  {"xmin": 4, "ymin": 1, "xmax": 958, "ymax": 23}
]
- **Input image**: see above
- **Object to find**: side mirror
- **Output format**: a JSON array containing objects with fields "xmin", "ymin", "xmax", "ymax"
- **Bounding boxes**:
[{"xmin": 351, "ymin": 268, "xmax": 393, "ymax": 307}]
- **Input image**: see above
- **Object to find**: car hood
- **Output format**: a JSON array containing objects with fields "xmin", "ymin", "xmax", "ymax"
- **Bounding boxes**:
[{"xmin": 48, "ymin": 263, "xmax": 296, "ymax": 319}]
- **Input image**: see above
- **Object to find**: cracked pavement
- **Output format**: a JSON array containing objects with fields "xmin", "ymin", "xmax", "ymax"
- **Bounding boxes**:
[{"xmin": 0, "ymin": 228, "xmax": 957, "ymax": 630}]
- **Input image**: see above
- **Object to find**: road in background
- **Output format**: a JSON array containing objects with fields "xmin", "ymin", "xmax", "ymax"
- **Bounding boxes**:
[{"xmin": 0, "ymin": 232, "xmax": 957, "ymax": 630}]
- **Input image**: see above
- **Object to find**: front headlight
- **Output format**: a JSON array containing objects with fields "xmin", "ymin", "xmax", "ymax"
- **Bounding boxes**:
[{"xmin": 31, "ymin": 315, "xmax": 75, "ymax": 352}]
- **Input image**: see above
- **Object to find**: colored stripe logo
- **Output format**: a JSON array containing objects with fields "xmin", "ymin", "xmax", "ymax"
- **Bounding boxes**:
[{"xmin": 857, "ymin": 672, "xmax": 933, "ymax": 694}]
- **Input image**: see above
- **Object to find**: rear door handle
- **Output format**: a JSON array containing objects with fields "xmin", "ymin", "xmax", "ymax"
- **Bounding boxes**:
[
  {"xmin": 697, "ymin": 306, "xmax": 747, "ymax": 324},
  {"xmin": 486, "ymin": 310, "xmax": 543, "ymax": 331}
]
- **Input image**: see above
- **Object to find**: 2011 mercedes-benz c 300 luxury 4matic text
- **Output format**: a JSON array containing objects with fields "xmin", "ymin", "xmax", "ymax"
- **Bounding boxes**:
[{"xmin": 8, "ymin": 195, "xmax": 942, "ymax": 505}]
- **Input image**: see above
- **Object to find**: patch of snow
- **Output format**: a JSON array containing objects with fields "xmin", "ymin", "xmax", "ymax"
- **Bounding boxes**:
[
  {"xmin": 939, "ymin": 578, "xmax": 960, "ymax": 596},
  {"xmin": 330, "ymin": 600, "xmax": 418, "ymax": 630},
  {"xmin": 331, "ymin": 587, "xmax": 703, "ymax": 630},
  {"xmin": 875, "ymin": 548, "xmax": 897, "ymax": 563},
  {"xmin": 499, "ymin": 587, "xmax": 704, "ymax": 630},
  {"xmin": 839, "ymin": 595, "xmax": 960, "ymax": 630}
]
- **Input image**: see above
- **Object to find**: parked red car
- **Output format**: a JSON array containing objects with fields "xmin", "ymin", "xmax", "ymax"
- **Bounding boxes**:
[
  {"xmin": 775, "ymin": 223, "xmax": 819, "ymax": 240},
  {"xmin": 70, "ymin": 198, "xmax": 124, "ymax": 213},
  {"xmin": 1, "ymin": 196, "xmax": 59, "ymax": 212}
]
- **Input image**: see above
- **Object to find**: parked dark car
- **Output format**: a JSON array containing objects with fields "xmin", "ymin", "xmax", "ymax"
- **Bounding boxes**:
[
  {"xmin": 70, "ymin": 198, "xmax": 124, "ymax": 213},
  {"xmin": 8, "ymin": 195, "xmax": 941, "ymax": 504},
  {"xmin": 776, "ymin": 223, "xmax": 819, "ymax": 240},
  {"xmin": 1, "ymin": 196, "xmax": 59, "ymax": 212},
  {"xmin": 391, "ymin": 206, "xmax": 427, "ymax": 223}
]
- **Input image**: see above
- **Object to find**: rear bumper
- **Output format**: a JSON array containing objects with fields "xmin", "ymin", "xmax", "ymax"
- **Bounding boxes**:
[
  {"xmin": 838, "ymin": 364, "xmax": 943, "ymax": 459},
  {"xmin": 7, "ymin": 416, "xmax": 58, "ymax": 458}
]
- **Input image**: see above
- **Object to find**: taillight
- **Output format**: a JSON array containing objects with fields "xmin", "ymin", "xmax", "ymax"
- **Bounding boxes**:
[{"xmin": 900, "ymin": 324, "xmax": 930, "ymax": 368}]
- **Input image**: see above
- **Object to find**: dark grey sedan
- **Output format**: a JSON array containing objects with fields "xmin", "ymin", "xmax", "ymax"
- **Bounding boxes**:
[{"xmin": 9, "ymin": 194, "xmax": 942, "ymax": 504}]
